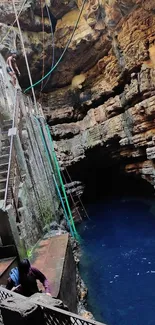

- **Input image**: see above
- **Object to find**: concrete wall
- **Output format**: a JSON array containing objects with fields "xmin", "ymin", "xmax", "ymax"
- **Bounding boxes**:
[
  {"xmin": 32, "ymin": 234, "xmax": 77, "ymax": 313},
  {"xmin": 0, "ymin": 53, "xmax": 62, "ymax": 253},
  {"xmin": 0, "ymin": 209, "xmax": 14, "ymax": 246},
  {"xmin": 13, "ymin": 96, "xmax": 62, "ymax": 250},
  {"xmin": 58, "ymin": 241, "xmax": 77, "ymax": 313}
]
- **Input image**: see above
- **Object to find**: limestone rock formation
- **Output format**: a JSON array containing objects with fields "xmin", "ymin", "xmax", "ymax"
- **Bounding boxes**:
[{"xmin": 0, "ymin": 0, "xmax": 155, "ymax": 189}]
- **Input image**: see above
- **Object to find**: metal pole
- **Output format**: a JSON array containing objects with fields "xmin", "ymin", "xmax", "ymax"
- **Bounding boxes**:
[{"xmin": 12, "ymin": 0, "xmax": 38, "ymax": 115}]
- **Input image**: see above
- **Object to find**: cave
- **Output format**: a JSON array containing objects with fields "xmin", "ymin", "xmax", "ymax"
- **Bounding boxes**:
[
  {"xmin": 74, "ymin": 152, "xmax": 155, "ymax": 325},
  {"xmin": 1, "ymin": 1, "xmax": 155, "ymax": 325},
  {"xmin": 67, "ymin": 147, "xmax": 154, "ymax": 203}
]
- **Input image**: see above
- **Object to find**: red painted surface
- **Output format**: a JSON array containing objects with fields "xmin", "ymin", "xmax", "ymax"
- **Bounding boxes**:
[{"xmin": 32, "ymin": 234, "xmax": 69, "ymax": 297}]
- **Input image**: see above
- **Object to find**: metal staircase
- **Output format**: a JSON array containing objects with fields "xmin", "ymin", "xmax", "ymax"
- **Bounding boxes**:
[
  {"xmin": 0, "ymin": 119, "xmax": 18, "ymax": 282},
  {"xmin": 0, "ymin": 120, "xmax": 13, "ymax": 205}
]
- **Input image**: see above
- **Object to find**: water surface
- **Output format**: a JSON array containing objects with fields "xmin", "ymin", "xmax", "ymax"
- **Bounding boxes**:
[{"xmin": 78, "ymin": 198, "xmax": 155, "ymax": 325}]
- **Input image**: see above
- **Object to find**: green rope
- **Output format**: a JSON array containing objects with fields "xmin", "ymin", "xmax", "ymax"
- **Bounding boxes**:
[
  {"xmin": 24, "ymin": 0, "xmax": 86, "ymax": 93},
  {"xmin": 33, "ymin": 116, "xmax": 75, "ymax": 237},
  {"xmin": 46, "ymin": 124, "xmax": 79, "ymax": 239}
]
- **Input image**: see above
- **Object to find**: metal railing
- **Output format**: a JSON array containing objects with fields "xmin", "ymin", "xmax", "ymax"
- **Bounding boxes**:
[
  {"xmin": 0, "ymin": 287, "xmax": 24, "ymax": 323},
  {"xmin": 0, "ymin": 287, "xmax": 106, "ymax": 325},
  {"xmin": 4, "ymin": 88, "xmax": 18, "ymax": 208},
  {"xmin": 0, "ymin": 287, "xmax": 12, "ymax": 302},
  {"xmin": 38, "ymin": 303, "xmax": 105, "ymax": 325},
  {"xmin": 3, "ymin": 85, "xmax": 24, "ymax": 208},
  {"xmin": 0, "ymin": 287, "xmax": 13, "ymax": 323}
]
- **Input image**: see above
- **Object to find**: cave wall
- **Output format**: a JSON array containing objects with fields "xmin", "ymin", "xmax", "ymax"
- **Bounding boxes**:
[
  {"xmin": 0, "ymin": 0, "xmax": 155, "ymax": 191},
  {"xmin": 0, "ymin": 53, "xmax": 61, "ymax": 252}
]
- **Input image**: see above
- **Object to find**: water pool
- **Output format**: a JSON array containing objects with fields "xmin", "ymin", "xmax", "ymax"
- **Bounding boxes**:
[{"xmin": 78, "ymin": 198, "xmax": 155, "ymax": 325}]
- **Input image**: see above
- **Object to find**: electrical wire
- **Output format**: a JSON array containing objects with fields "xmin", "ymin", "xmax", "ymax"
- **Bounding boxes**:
[
  {"xmin": 41, "ymin": 3, "xmax": 55, "ymax": 91},
  {"xmin": 12, "ymin": 0, "xmax": 38, "ymax": 114},
  {"xmin": 64, "ymin": 167, "xmax": 90, "ymax": 220},
  {"xmin": 0, "ymin": 0, "xmax": 27, "ymax": 45},
  {"xmin": 40, "ymin": 0, "xmax": 45, "ymax": 91},
  {"xmin": 62, "ymin": 171, "xmax": 82, "ymax": 222},
  {"xmin": 24, "ymin": 0, "xmax": 87, "ymax": 93}
]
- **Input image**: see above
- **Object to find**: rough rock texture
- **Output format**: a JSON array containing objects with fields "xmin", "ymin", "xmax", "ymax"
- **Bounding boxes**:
[
  {"xmin": 0, "ymin": 0, "xmax": 155, "ymax": 190},
  {"xmin": 70, "ymin": 237, "xmax": 94, "ymax": 319}
]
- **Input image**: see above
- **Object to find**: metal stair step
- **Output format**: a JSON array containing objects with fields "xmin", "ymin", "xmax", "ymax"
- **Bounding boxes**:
[
  {"xmin": 0, "ymin": 188, "xmax": 5, "ymax": 199},
  {"xmin": 0, "ymin": 154, "xmax": 9, "ymax": 157},
  {"xmin": 3, "ymin": 120, "xmax": 13, "ymax": 129},
  {"xmin": 0, "ymin": 162, "xmax": 9, "ymax": 171},
  {"xmin": 0, "ymin": 178, "xmax": 13, "ymax": 191},
  {"xmin": 0, "ymin": 178, "xmax": 12, "ymax": 187},
  {"xmin": 1, "ymin": 146, "xmax": 10, "ymax": 154},
  {"xmin": 1, "ymin": 146, "xmax": 10, "ymax": 149},
  {"xmin": 0, "ymin": 170, "xmax": 8, "ymax": 176},
  {"xmin": 3, "ymin": 119, "xmax": 13, "ymax": 124},
  {"xmin": 1, "ymin": 136, "xmax": 10, "ymax": 144},
  {"xmin": 0, "ymin": 178, "xmax": 7, "ymax": 183},
  {"xmin": 0, "ymin": 154, "xmax": 9, "ymax": 164},
  {"xmin": 2, "ymin": 124, "xmax": 13, "ymax": 131},
  {"xmin": 1, "ymin": 139, "xmax": 10, "ymax": 146},
  {"xmin": 0, "ymin": 188, "xmax": 5, "ymax": 192},
  {"xmin": 1, "ymin": 131, "xmax": 9, "ymax": 135}
]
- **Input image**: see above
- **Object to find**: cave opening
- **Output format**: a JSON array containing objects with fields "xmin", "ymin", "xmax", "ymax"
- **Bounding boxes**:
[
  {"xmin": 72, "ymin": 148, "xmax": 155, "ymax": 325},
  {"xmin": 67, "ymin": 147, "xmax": 154, "ymax": 203}
]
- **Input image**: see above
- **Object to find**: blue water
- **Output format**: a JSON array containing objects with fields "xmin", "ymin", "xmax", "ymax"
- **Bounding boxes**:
[{"xmin": 78, "ymin": 198, "xmax": 155, "ymax": 325}]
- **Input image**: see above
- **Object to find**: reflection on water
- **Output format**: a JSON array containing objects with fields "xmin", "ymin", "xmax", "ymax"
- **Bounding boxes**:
[{"xmin": 78, "ymin": 198, "xmax": 155, "ymax": 325}]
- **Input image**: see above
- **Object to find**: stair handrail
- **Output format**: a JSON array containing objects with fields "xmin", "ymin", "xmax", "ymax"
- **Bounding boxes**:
[
  {"xmin": 0, "ymin": 286, "xmax": 106, "ymax": 325},
  {"xmin": 4, "ymin": 88, "xmax": 18, "ymax": 208}
]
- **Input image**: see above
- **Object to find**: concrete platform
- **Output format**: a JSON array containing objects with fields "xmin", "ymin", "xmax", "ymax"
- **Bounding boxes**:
[
  {"xmin": 31, "ymin": 233, "xmax": 77, "ymax": 312},
  {"xmin": 32, "ymin": 234, "xmax": 69, "ymax": 297}
]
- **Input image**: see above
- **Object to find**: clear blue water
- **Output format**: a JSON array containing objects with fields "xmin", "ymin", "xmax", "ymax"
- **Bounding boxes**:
[{"xmin": 78, "ymin": 198, "xmax": 155, "ymax": 325}]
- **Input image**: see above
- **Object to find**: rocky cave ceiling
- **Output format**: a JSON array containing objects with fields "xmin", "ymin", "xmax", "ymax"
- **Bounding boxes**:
[{"xmin": 0, "ymin": 0, "xmax": 155, "ymax": 188}]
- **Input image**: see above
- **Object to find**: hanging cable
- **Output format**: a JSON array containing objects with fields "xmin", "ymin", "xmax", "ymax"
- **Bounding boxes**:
[
  {"xmin": 33, "ymin": 116, "xmax": 75, "ymax": 237},
  {"xmin": 12, "ymin": 0, "xmax": 38, "ymax": 114},
  {"xmin": 41, "ymin": 3, "xmax": 55, "ymax": 91},
  {"xmin": 47, "ymin": 130, "xmax": 79, "ymax": 239},
  {"xmin": 0, "ymin": 0, "xmax": 27, "ymax": 46},
  {"xmin": 40, "ymin": 0, "xmax": 45, "ymax": 91},
  {"xmin": 62, "ymin": 170, "xmax": 82, "ymax": 222},
  {"xmin": 64, "ymin": 167, "xmax": 90, "ymax": 220},
  {"xmin": 24, "ymin": 0, "xmax": 86, "ymax": 93},
  {"xmin": 45, "ymin": 124, "xmax": 79, "ymax": 238}
]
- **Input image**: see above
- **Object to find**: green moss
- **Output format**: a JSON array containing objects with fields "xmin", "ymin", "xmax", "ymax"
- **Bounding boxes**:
[
  {"xmin": 18, "ymin": 239, "xmax": 27, "ymax": 259},
  {"xmin": 39, "ymin": 200, "xmax": 54, "ymax": 229},
  {"xmin": 27, "ymin": 249, "xmax": 32, "ymax": 259}
]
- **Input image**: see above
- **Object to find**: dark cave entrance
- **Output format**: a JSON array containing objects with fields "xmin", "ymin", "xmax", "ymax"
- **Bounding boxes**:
[
  {"xmin": 67, "ymin": 147, "xmax": 154, "ymax": 203},
  {"xmin": 76, "ymin": 148, "xmax": 155, "ymax": 325}
]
